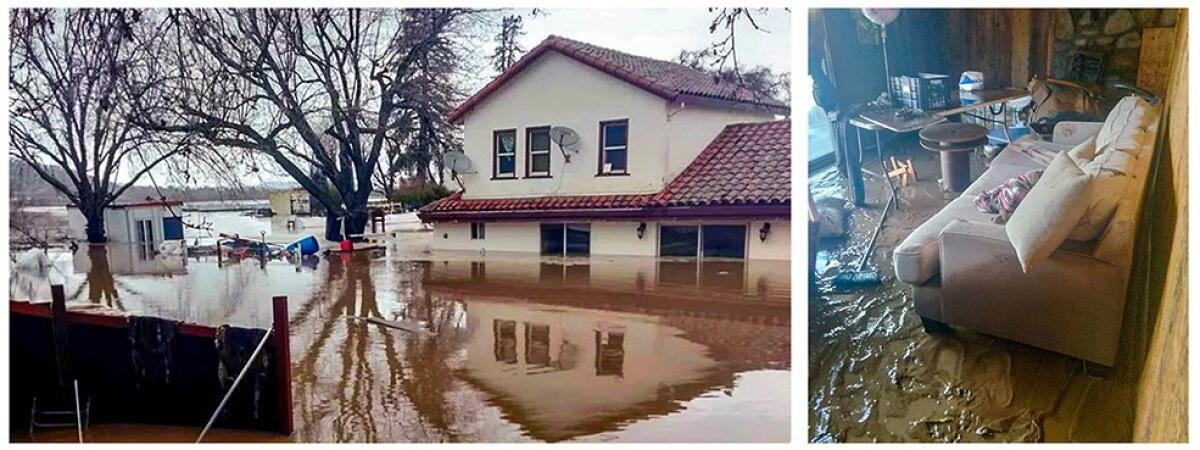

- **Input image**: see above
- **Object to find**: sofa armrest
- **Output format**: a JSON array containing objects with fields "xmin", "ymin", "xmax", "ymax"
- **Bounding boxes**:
[
  {"xmin": 936, "ymin": 219, "xmax": 1127, "ymax": 365},
  {"xmin": 1052, "ymin": 121, "xmax": 1103, "ymax": 146}
]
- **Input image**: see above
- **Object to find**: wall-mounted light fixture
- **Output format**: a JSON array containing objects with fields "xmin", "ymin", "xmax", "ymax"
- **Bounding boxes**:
[
  {"xmin": 636, "ymin": 222, "xmax": 647, "ymax": 239},
  {"xmin": 759, "ymin": 222, "xmax": 771, "ymax": 242}
]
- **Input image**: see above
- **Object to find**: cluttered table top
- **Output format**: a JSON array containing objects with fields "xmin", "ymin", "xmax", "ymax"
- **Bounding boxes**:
[{"xmin": 851, "ymin": 87, "xmax": 1028, "ymax": 133}]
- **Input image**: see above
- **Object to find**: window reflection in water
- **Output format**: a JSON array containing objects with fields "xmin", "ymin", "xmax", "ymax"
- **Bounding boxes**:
[
  {"xmin": 700, "ymin": 260, "xmax": 746, "ymax": 291},
  {"xmin": 594, "ymin": 330, "xmax": 625, "ymax": 377},
  {"xmin": 493, "ymin": 319, "xmax": 518, "ymax": 364},
  {"xmin": 524, "ymin": 323, "xmax": 551, "ymax": 367},
  {"xmin": 658, "ymin": 260, "xmax": 698, "ymax": 286}
]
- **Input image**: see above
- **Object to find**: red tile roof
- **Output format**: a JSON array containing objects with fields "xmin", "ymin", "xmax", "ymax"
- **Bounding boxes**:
[
  {"xmin": 447, "ymin": 35, "xmax": 789, "ymax": 124},
  {"xmin": 419, "ymin": 120, "xmax": 790, "ymax": 221},
  {"xmin": 655, "ymin": 119, "xmax": 791, "ymax": 207}
]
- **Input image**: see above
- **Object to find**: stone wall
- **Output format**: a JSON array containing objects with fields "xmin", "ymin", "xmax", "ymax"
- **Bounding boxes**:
[{"xmin": 1052, "ymin": 9, "xmax": 1179, "ymax": 83}]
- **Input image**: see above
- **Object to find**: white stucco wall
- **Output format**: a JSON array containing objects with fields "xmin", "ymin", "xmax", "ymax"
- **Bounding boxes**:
[
  {"xmin": 747, "ymin": 219, "xmax": 791, "ymax": 261},
  {"xmin": 456, "ymin": 51, "xmax": 776, "ymax": 200},
  {"xmin": 663, "ymin": 105, "xmax": 775, "ymax": 182},
  {"xmin": 431, "ymin": 219, "xmax": 789, "ymax": 261}
]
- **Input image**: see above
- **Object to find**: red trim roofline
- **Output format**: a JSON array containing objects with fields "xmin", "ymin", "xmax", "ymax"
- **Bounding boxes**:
[{"xmin": 447, "ymin": 36, "xmax": 789, "ymax": 124}]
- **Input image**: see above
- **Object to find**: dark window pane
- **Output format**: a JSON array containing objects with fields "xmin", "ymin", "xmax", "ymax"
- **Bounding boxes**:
[
  {"xmin": 660, "ymin": 225, "xmax": 699, "ymax": 257},
  {"xmin": 525, "ymin": 323, "xmax": 551, "ymax": 367},
  {"xmin": 497, "ymin": 133, "xmax": 516, "ymax": 154},
  {"xmin": 494, "ymin": 320, "xmax": 518, "ymax": 364},
  {"xmin": 540, "ymin": 224, "xmax": 564, "ymax": 256},
  {"xmin": 605, "ymin": 149, "xmax": 627, "ymax": 171},
  {"xmin": 163, "ymin": 217, "xmax": 183, "ymax": 241},
  {"xmin": 701, "ymin": 225, "xmax": 747, "ymax": 259},
  {"xmin": 531, "ymin": 129, "xmax": 551, "ymax": 151},
  {"xmin": 594, "ymin": 331, "xmax": 625, "ymax": 377},
  {"xmin": 499, "ymin": 154, "xmax": 515, "ymax": 175},
  {"xmin": 604, "ymin": 123, "xmax": 627, "ymax": 147},
  {"xmin": 565, "ymin": 224, "xmax": 590, "ymax": 256},
  {"xmin": 532, "ymin": 152, "xmax": 550, "ymax": 173}
]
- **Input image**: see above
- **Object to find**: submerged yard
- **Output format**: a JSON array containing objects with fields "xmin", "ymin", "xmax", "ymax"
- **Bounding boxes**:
[
  {"xmin": 9, "ymin": 212, "xmax": 790, "ymax": 443},
  {"xmin": 808, "ymin": 137, "xmax": 1159, "ymax": 443}
]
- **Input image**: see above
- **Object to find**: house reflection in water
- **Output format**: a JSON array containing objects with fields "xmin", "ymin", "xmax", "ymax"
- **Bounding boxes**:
[{"xmin": 462, "ymin": 300, "xmax": 721, "ymax": 442}]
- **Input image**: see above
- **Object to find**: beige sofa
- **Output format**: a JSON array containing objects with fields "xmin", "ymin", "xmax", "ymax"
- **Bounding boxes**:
[{"xmin": 893, "ymin": 96, "xmax": 1161, "ymax": 366}]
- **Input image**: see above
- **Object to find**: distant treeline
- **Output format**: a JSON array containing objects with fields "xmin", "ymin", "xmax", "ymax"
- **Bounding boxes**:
[{"xmin": 10, "ymin": 159, "xmax": 271, "ymax": 206}]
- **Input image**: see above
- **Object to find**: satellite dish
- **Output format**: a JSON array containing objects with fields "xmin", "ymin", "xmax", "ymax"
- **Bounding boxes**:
[
  {"xmin": 549, "ymin": 126, "xmax": 581, "ymax": 162},
  {"xmin": 444, "ymin": 151, "xmax": 475, "ymax": 174}
]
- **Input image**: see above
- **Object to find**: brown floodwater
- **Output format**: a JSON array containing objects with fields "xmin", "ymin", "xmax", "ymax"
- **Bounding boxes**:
[
  {"xmin": 10, "ymin": 231, "xmax": 790, "ymax": 443},
  {"xmin": 808, "ymin": 139, "xmax": 1154, "ymax": 443}
]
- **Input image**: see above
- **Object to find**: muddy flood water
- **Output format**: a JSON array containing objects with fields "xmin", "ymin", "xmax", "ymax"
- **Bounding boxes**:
[
  {"xmin": 808, "ymin": 137, "xmax": 1155, "ymax": 443},
  {"xmin": 10, "ymin": 223, "xmax": 790, "ymax": 443}
]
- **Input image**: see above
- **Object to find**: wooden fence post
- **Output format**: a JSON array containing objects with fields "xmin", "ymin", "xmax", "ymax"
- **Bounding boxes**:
[
  {"xmin": 50, "ymin": 284, "xmax": 72, "ymax": 396},
  {"xmin": 271, "ymin": 296, "xmax": 293, "ymax": 435}
]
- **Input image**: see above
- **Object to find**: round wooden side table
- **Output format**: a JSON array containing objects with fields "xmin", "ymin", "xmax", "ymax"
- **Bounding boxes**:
[{"xmin": 919, "ymin": 123, "xmax": 989, "ymax": 192}]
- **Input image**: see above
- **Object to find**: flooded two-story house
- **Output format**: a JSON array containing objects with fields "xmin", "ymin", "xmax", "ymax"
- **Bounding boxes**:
[{"xmin": 419, "ymin": 35, "xmax": 791, "ymax": 263}]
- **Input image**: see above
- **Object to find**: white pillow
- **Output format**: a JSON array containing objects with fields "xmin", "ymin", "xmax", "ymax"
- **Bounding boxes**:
[
  {"xmin": 1006, "ymin": 152, "xmax": 1094, "ymax": 272},
  {"xmin": 1066, "ymin": 136, "xmax": 1098, "ymax": 164},
  {"xmin": 1066, "ymin": 148, "xmax": 1135, "ymax": 241}
]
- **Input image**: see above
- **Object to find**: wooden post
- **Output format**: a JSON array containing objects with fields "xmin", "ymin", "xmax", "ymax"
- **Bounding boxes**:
[
  {"xmin": 50, "ymin": 284, "xmax": 72, "ymax": 396},
  {"xmin": 271, "ymin": 296, "xmax": 293, "ymax": 435}
]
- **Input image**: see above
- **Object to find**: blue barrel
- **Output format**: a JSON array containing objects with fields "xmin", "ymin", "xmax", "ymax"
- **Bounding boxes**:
[{"xmin": 287, "ymin": 235, "xmax": 320, "ymax": 256}]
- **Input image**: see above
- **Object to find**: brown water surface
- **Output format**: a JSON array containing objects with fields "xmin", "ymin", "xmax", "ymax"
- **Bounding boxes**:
[
  {"xmin": 809, "ymin": 141, "xmax": 1149, "ymax": 443},
  {"xmin": 10, "ymin": 231, "xmax": 789, "ymax": 443}
]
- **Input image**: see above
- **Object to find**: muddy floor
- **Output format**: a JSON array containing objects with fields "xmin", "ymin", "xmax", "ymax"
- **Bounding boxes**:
[
  {"xmin": 10, "ymin": 225, "xmax": 789, "ymax": 443},
  {"xmin": 808, "ymin": 135, "xmax": 1150, "ymax": 443}
]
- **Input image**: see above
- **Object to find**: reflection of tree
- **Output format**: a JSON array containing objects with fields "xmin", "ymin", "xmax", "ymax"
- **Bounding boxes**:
[
  {"xmin": 70, "ymin": 246, "xmax": 122, "ymax": 309},
  {"xmin": 290, "ymin": 256, "xmax": 473, "ymax": 442}
]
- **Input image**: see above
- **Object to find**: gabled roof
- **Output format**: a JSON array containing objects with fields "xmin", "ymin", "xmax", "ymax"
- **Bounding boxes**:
[
  {"xmin": 654, "ymin": 119, "xmax": 790, "ymax": 207},
  {"xmin": 447, "ymin": 35, "xmax": 790, "ymax": 124},
  {"xmin": 418, "ymin": 120, "xmax": 790, "ymax": 221}
]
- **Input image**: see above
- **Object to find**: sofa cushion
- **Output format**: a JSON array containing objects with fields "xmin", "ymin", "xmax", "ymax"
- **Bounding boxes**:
[
  {"xmin": 894, "ymin": 195, "xmax": 1002, "ymax": 285},
  {"xmin": 1006, "ymin": 153, "xmax": 1094, "ymax": 272},
  {"xmin": 991, "ymin": 137, "xmax": 1071, "ymax": 169},
  {"xmin": 1095, "ymin": 95, "xmax": 1155, "ymax": 157}
]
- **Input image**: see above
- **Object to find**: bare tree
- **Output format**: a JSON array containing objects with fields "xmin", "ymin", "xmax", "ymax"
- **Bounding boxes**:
[
  {"xmin": 138, "ymin": 9, "xmax": 479, "ymax": 240},
  {"xmin": 490, "ymin": 14, "xmax": 525, "ymax": 73},
  {"xmin": 9, "ymin": 9, "xmax": 188, "ymax": 243},
  {"xmin": 681, "ymin": 8, "xmax": 791, "ymax": 105}
]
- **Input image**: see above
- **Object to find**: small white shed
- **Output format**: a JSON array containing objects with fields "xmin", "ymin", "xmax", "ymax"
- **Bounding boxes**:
[{"xmin": 67, "ymin": 200, "xmax": 186, "ymax": 243}]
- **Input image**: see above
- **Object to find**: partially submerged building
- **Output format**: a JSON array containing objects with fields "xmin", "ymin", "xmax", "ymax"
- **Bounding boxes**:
[
  {"xmin": 67, "ymin": 199, "xmax": 186, "ymax": 243},
  {"xmin": 419, "ymin": 35, "xmax": 790, "ymax": 261}
]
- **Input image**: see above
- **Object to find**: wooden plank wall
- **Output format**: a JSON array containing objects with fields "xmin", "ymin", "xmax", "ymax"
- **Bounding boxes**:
[
  {"xmin": 1138, "ymin": 27, "xmax": 1176, "ymax": 97},
  {"xmin": 945, "ymin": 9, "xmax": 1056, "ymax": 89},
  {"xmin": 1132, "ymin": 9, "xmax": 1187, "ymax": 443}
]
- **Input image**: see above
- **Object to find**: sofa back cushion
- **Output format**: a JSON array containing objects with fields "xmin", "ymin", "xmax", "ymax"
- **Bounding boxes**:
[
  {"xmin": 1006, "ymin": 152, "xmax": 1094, "ymax": 272},
  {"xmin": 1095, "ymin": 95, "xmax": 1156, "ymax": 157}
]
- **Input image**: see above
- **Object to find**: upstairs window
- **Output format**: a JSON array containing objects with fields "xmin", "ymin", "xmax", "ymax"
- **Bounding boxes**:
[
  {"xmin": 526, "ymin": 127, "xmax": 552, "ymax": 178},
  {"xmin": 493, "ymin": 129, "xmax": 517, "ymax": 179},
  {"xmin": 598, "ymin": 120, "xmax": 628, "ymax": 175}
]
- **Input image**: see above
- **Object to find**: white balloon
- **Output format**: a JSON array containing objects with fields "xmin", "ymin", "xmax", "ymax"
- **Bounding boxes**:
[{"xmin": 862, "ymin": 8, "xmax": 901, "ymax": 26}]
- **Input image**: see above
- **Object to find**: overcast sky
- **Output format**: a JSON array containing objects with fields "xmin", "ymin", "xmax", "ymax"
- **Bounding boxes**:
[{"xmin": 143, "ymin": 8, "xmax": 792, "ymax": 188}]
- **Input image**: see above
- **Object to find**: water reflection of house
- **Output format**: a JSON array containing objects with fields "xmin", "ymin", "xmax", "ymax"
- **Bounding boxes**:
[
  {"xmin": 67, "ymin": 199, "xmax": 185, "ymax": 243},
  {"xmin": 419, "ymin": 36, "xmax": 790, "ymax": 261},
  {"xmin": 72, "ymin": 244, "xmax": 186, "ymax": 276},
  {"xmin": 462, "ymin": 301, "xmax": 726, "ymax": 442},
  {"xmin": 431, "ymin": 255, "xmax": 790, "ymax": 306}
]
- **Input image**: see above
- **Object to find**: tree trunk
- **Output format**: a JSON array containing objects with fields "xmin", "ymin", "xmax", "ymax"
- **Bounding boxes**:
[
  {"xmin": 83, "ymin": 207, "xmax": 107, "ymax": 244},
  {"xmin": 324, "ymin": 208, "xmax": 369, "ymax": 242}
]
